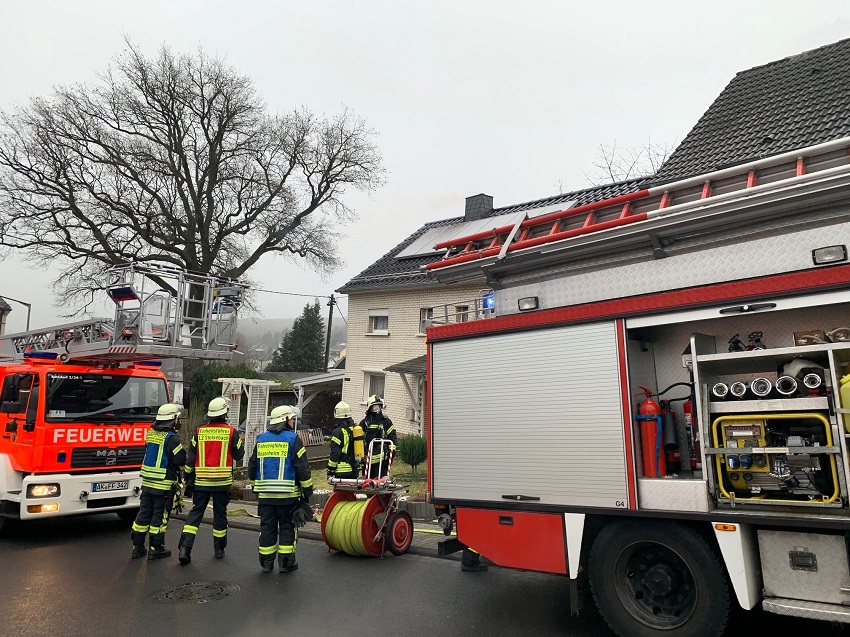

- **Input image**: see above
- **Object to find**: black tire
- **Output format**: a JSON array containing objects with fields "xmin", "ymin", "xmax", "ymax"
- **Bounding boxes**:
[
  {"xmin": 116, "ymin": 508, "xmax": 139, "ymax": 523},
  {"xmin": 588, "ymin": 520, "xmax": 729, "ymax": 637},
  {"xmin": 387, "ymin": 510, "xmax": 413, "ymax": 555}
]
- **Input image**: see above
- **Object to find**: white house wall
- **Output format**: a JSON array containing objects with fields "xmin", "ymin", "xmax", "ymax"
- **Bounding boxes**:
[{"xmin": 343, "ymin": 283, "xmax": 485, "ymax": 436}]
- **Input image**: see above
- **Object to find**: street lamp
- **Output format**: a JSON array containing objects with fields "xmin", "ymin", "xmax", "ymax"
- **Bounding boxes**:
[{"xmin": 1, "ymin": 296, "xmax": 31, "ymax": 331}]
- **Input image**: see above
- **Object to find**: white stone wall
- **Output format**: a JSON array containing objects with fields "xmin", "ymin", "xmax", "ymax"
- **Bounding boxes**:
[{"xmin": 342, "ymin": 283, "xmax": 486, "ymax": 436}]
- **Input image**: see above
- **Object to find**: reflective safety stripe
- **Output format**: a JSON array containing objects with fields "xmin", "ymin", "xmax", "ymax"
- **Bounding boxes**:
[
  {"xmin": 196, "ymin": 477, "xmax": 234, "ymax": 487},
  {"xmin": 259, "ymin": 545, "xmax": 277, "ymax": 555},
  {"xmin": 212, "ymin": 528, "xmax": 228, "ymax": 538},
  {"xmin": 132, "ymin": 522, "xmax": 149, "ymax": 533},
  {"xmin": 141, "ymin": 478, "xmax": 176, "ymax": 491},
  {"xmin": 278, "ymin": 543, "xmax": 295, "ymax": 555},
  {"xmin": 183, "ymin": 524, "xmax": 199, "ymax": 535},
  {"xmin": 256, "ymin": 492, "xmax": 299, "ymax": 499}
]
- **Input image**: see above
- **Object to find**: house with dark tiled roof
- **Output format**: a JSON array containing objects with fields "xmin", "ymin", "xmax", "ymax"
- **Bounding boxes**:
[
  {"xmin": 336, "ymin": 182, "xmax": 642, "ymax": 436},
  {"xmin": 337, "ymin": 37, "xmax": 850, "ymax": 437}
]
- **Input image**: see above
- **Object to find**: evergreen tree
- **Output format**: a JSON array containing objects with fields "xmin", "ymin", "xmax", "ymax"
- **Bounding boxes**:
[{"xmin": 267, "ymin": 301, "xmax": 326, "ymax": 372}]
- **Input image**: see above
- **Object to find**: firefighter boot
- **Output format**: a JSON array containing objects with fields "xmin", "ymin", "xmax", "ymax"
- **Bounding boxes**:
[
  {"xmin": 279, "ymin": 554, "xmax": 298, "ymax": 573},
  {"xmin": 260, "ymin": 554, "xmax": 274, "ymax": 573},
  {"xmin": 148, "ymin": 546, "xmax": 172, "ymax": 560},
  {"xmin": 131, "ymin": 545, "xmax": 147, "ymax": 560},
  {"xmin": 178, "ymin": 534, "xmax": 192, "ymax": 564},
  {"xmin": 461, "ymin": 548, "xmax": 488, "ymax": 572},
  {"xmin": 215, "ymin": 547, "xmax": 225, "ymax": 559}
]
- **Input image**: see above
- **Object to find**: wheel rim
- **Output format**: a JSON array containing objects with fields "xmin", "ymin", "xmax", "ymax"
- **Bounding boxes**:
[
  {"xmin": 390, "ymin": 514, "xmax": 412, "ymax": 552},
  {"xmin": 613, "ymin": 540, "xmax": 697, "ymax": 630}
]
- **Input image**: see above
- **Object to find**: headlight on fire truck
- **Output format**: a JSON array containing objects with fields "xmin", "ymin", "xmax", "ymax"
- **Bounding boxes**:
[{"xmin": 27, "ymin": 484, "xmax": 61, "ymax": 498}]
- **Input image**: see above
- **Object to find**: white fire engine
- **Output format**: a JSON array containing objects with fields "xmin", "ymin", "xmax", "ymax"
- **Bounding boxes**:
[
  {"xmin": 0, "ymin": 263, "xmax": 243, "ymax": 533},
  {"xmin": 425, "ymin": 138, "xmax": 850, "ymax": 635}
]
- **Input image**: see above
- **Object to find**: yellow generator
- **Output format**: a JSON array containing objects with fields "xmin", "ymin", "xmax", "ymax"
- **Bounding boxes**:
[{"xmin": 712, "ymin": 413, "xmax": 840, "ymax": 504}]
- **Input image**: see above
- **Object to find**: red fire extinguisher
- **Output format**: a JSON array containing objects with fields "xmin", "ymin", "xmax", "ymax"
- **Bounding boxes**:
[
  {"xmin": 683, "ymin": 398, "xmax": 701, "ymax": 471},
  {"xmin": 637, "ymin": 387, "xmax": 666, "ymax": 478}
]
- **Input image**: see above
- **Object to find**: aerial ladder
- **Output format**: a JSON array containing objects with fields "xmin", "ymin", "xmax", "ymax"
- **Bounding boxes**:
[{"xmin": 0, "ymin": 262, "xmax": 245, "ymax": 364}]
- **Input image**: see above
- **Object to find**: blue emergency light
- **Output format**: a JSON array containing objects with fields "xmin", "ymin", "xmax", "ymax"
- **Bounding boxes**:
[
  {"xmin": 24, "ymin": 351, "xmax": 58, "ymax": 360},
  {"xmin": 483, "ymin": 292, "xmax": 495, "ymax": 310}
]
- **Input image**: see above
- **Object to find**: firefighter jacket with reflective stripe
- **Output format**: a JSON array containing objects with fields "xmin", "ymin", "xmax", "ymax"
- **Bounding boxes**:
[
  {"xmin": 185, "ymin": 421, "xmax": 244, "ymax": 490},
  {"xmin": 140, "ymin": 428, "xmax": 186, "ymax": 492},
  {"xmin": 361, "ymin": 413, "xmax": 397, "ymax": 464},
  {"xmin": 328, "ymin": 422, "xmax": 357, "ymax": 476},
  {"xmin": 248, "ymin": 429, "xmax": 313, "ymax": 503}
]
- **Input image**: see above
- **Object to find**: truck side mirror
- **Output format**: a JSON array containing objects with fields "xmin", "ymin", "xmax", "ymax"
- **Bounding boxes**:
[{"xmin": 0, "ymin": 401, "xmax": 23, "ymax": 414}]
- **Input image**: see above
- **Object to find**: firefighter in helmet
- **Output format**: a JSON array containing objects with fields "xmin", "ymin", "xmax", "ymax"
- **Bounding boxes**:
[
  {"xmin": 360, "ymin": 395, "xmax": 397, "ymax": 478},
  {"xmin": 248, "ymin": 405, "xmax": 313, "ymax": 573},
  {"xmin": 327, "ymin": 401, "xmax": 360, "ymax": 480},
  {"xmin": 178, "ymin": 396, "xmax": 245, "ymax": 564},
  {"xmin": 130, "ymin": 403, "xmax": 186, "ymax": 560}
]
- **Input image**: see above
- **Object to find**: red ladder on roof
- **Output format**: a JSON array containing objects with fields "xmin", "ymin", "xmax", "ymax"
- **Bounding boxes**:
[{"xmin": 425, "ymin": 137, "xmax": 850, "ymax": 272}]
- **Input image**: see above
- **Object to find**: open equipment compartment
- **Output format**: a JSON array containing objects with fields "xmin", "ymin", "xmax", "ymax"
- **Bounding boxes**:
[{"xmin": 627, "ymin": 290, "xmax": 850, "ymax": 510}]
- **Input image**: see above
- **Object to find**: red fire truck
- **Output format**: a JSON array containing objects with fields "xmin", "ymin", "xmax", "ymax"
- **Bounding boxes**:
[
  {"xmin": 0, "ymin": 263, "xmax": 242, "ymax": 534},
  {"xmin": 425, "ymin": 138, "xmax": 850, "ymax": 635}
]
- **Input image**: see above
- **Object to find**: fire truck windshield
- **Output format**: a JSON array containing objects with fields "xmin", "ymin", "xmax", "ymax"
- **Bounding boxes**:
[{"xmin": 45, "ymin": 373, "xmax": 168, "ymax": 422}]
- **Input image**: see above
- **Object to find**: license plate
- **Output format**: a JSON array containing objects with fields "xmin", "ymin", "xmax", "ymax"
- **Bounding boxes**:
[{"xmin": 92, "ymin": 480, "xmax": 128, "ymax": 493}]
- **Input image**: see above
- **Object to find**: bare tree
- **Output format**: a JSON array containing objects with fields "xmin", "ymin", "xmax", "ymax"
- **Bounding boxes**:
[
  {"xmin": 0, "ymin": 41, "xmax": 384, "ymax": 311},
  {"xmin": 581, "ymin": 138, "xmax": 675, "ymax": 187}
]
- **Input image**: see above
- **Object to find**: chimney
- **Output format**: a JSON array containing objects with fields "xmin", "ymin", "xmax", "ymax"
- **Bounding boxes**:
[{"xmin": 464, "ymin": 193, "xmax": 493, "ymax": 221}]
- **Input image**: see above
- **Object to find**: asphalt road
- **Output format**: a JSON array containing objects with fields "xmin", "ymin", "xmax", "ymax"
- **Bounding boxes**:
[
  {"xmin": 0, "ymin": 513, "xmax": 602, "ymax": 637},
  {"xmin": 2, "ymin": 514, "xmax": 850, "ymax": 637}
]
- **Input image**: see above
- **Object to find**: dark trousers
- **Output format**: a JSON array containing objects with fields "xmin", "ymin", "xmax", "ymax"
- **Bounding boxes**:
[
  {"xmin": 131, "ymin": 489, "xmax": 174, "ymax": 549},
  {"xmin": 258, "ymin": 500, "xmax": 299, "ymax": 564},
  {"xmin": 180, "ymin": 490, "xmax": 230, "ymax": 550}
]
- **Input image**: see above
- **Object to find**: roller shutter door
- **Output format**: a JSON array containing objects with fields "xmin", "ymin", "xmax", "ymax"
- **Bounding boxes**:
[{"xmin": 431, "ymin": 321, "xmax": 627, "ymax": 508}]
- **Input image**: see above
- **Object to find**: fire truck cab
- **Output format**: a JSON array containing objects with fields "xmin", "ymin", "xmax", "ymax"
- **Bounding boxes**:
[{"xmin": 0, "ymin": 357, "xmax": 168, "ymax": 528}]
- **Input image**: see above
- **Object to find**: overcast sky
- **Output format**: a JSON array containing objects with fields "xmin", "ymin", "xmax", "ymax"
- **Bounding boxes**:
[{"xmin": 2, "ymin": 1, "xmax": 849, "ymax": 334}]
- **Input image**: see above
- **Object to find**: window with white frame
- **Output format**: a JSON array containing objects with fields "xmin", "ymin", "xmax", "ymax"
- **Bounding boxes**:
[
  {"xmin": 364, "ymin": 372, "xmax": 385, "ymax": 401},
  {"xmin": 367, "ymin": 308, "xmax": 389, "ymax": 335},
  {"xmin": 419, "ymin": 307, "xmax": 433, "ymax": 334},
  {"xmin": 455, "ymin": 305, "xmax": 469, "ymax": 323}
]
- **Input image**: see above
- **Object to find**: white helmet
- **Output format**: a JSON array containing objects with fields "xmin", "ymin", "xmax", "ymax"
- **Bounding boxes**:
[
  {"xmin": 156, "ymin": 403, "xmax": 181, "ymax": 421},
  {"xmin": 269, "ymin": 405, "xmax": 296, "ymax": 425},
  {"xmin": 366, "ymin": 395, "xmax": 384, "ymax": 410},
  {"xmin": 334, "ymin": 401, "xmax": 352, "ymax": 419},
  {"xmin": 207, "ymin": 396, "xmax": 229, "ymax": 418}
]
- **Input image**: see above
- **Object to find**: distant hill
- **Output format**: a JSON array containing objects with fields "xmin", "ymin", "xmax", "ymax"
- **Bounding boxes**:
[
  {"xmin": 238, "ymin": 318, "xmax": 295, "ymax": 340},
  {"xmin": 236, "ymin": 317, "xmax": 347, "ymax": 358}
]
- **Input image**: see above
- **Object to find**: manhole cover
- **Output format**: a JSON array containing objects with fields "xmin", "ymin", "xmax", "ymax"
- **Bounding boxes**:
[{"xmin": 149, "ymin": 581, "xmax": 241, "ymax": 604}]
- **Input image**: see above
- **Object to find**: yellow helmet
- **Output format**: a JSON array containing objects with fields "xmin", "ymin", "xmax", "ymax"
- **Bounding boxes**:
[
  {"xmin": 366, "ymin": 395, "xmax": 384, "ymax": 410},
  {"xmin": 207, "ymin": 396, "xmax": 229, "ymax": 418},
  {"xmin": 334, "ymin": 401, "xmax": 352, "ymax": 419},
  {"xmin": 156, "ymin": 403, "xmax": 181, "ymax": 421},
  {"xmin": 269, "ymin": 405, "xmax": 296, "ymax": 425}
]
